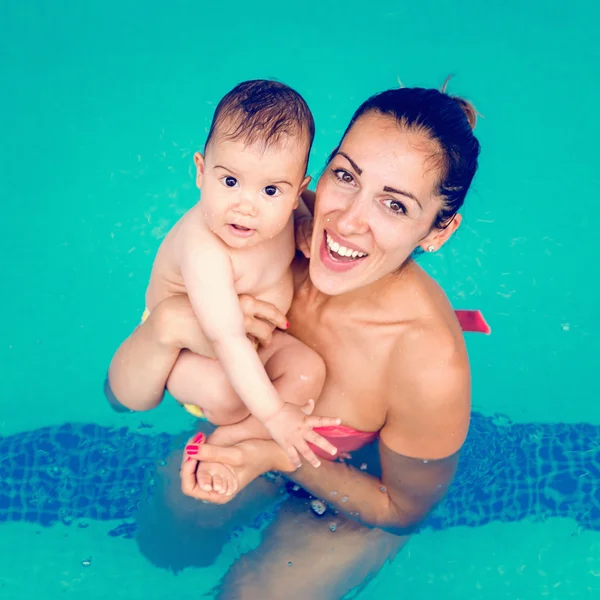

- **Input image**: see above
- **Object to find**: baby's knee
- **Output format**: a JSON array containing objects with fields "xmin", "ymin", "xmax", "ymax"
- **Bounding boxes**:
[
  {"xmin": 296, "ymin": 349, "xmax": 327, "ymax": 398},
  {"xmin": 103, "ymin": 376, "xmax": 135, "ymax": 413}
]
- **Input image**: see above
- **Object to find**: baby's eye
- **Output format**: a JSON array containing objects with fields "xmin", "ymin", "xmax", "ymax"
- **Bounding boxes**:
[
  {"xmin": 263, "ymin": 185, "xmax": 281, "ymax": 197},
  {"xmin": 332, "ymin": 169, "xmax": 354, "ymax": 184},
  {"xmin": 221, "ymin": 176, "xmax": 239, "ymax": 188},
  {"xmin": 383, "ymin": 198, "xmax": 406, "ymax": 215}
]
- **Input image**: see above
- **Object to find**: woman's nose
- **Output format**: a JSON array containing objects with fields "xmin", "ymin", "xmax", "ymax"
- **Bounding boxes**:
[{"xmin": 336, "ymin": 195, "xmax": 369, "ymax": 236}]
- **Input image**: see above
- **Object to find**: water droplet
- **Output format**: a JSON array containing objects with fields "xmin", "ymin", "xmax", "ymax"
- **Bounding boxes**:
[
  {"xmin": 81, "ymin": 557, "xmax": 92, "ymax": 567},
  {"xmin": 360, "ymin": 463, "xmax": 368, "ymax": 471},
  {"xmin": 329, "ymin": 490, "xmax": 338, "ymax": 497},
  {"xmin": 287, "ymin": 561, "xmax": 293, "ymax": 566},
  {"xmin": 292, "ymin": 484, "xmax": 300, "ymax": 492},
  {"xmin": 341, "ymin": 496, "xmax": 349, "ymax": 503},
  {"xmin": 329, "ymin": 523, "xmax": 337, "ymax": 532},
  {"xmin": 422, "ymin": 460, "xmax": 429, "ymax": 464},
  {"xmin": 310, "ymin": 500, "xmax": 327, "ymax": 515},
  {"xmin": 379, "ymin": 486, "xmax": 387, "ymax": 493}
]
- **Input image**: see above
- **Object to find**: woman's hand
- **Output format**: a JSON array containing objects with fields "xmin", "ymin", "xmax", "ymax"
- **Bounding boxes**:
[
  {"xmin": 238, "ymin": 294, "xmax": 288, "ymax": 347},
  {"xmin": 180, "ymin": 436, "xmax": 293, "ymax": 504},
  {"xmin": 294, "ymin": 217, "xmax": 313, "ymax": 259},
  {"xmin": 152, "ymin": 293, "xmax": 288, "ymax": 351}
]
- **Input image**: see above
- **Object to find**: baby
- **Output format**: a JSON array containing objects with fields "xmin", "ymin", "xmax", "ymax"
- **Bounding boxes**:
[{"xmin": 113, "ymin": 80, "xmax": 339, "ymax": 490}]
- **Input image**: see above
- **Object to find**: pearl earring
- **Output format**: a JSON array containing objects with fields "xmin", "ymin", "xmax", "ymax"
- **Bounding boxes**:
[{"xmin": 427, "ymin": 245, "xmax": 435, "ymax": 252}]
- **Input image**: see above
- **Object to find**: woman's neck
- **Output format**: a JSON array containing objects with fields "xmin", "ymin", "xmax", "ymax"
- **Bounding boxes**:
[{"xmin": 302, "ymin": 258, "xmax": 419, "ymax": 314}]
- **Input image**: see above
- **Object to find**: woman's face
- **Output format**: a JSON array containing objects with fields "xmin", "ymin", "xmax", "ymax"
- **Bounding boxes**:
[{"xmin": 309, "ymin": 112, "xmax": 457, "ymax": 296}]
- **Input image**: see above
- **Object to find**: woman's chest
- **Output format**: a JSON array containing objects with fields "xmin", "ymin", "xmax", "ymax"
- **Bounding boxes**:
[{"xmin": 288, "ymin": 294, "xmax": 395, "ymax": 432}]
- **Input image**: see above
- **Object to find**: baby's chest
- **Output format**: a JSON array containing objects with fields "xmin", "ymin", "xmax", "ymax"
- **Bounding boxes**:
[{"xmin": 231, "ymin": 251, "xmax": 291, "ymax": 297}]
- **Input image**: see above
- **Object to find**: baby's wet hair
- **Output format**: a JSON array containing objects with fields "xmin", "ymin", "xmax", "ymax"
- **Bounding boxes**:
[{"xmin": 205, "ymin": 79, "xmax": 315, "ymax": 156}]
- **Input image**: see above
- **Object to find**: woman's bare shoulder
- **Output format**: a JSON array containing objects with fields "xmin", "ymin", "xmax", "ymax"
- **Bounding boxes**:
[{"xmin": 379, "ymin": 264, "xmax": 471, "ymax": 459}]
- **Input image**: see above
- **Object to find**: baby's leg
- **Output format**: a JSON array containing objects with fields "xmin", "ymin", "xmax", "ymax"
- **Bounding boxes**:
[
  {"xmin": 168, "ymin": 331, "xmax": 326, "ymax": 495},
  {"xmin": 209, "ymin": 331, "xmax": 327, "ymax": 448},
  {"xmin": 167, "ymin": 330, "xmax": 326, "ymax": 434},
  {"xmin": 166, "ymin": 351, "xmax": 250, "ymax": 426}
]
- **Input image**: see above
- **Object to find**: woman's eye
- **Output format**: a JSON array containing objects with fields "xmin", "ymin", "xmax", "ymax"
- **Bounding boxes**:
[
  {"xmin": 383, "ymin": 198, "xmax": 406, "ymax": 215},
  {"xmin": 221, "ymin": 176, "xmax": 239, "ymax": 188},
  {"xmin": 263, "ymin": 185, "xmax": 281, "ymax": 197},
  {"xmin": 333, "ymin": 169, "xmax": 354, "ymax": 184}
]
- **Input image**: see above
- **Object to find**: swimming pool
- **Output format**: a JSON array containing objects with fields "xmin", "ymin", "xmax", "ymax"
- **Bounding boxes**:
[{"xmin": 1, "ymin": 0, "xmax": 599, "ymax": 597}]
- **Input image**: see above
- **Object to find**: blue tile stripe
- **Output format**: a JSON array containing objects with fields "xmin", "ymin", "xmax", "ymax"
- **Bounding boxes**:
[{"xmin": 0, "ymin": 413, "xmax": 598, "ymax": 537}]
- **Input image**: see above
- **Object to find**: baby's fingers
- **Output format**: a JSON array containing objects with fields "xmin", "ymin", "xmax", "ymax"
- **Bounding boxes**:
[
  {"xmin": 296, "ymin": 440, "xmax": 322, "ymax": 468},
  {"xmin": 285, "ymin": 445, "xmax": 302, "ymax": 470},
  {"xmin": 306, "ymin": 415, "xmax": 342, "ymax": 428},
  {"xmin": 305, "ymin": 430, "xmax": 338, "ymax": 457}
]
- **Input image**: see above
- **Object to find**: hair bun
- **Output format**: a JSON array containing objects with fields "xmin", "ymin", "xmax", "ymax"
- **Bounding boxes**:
[
  {"xmin": 440, "ymin": 75, "xmax": 478, "ymax": 130},
  {"xmin": 453, "ymin": 97, "xmax": 478, "ymax": 130}
]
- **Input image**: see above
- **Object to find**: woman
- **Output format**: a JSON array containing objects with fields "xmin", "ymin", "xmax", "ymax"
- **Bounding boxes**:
[{"xmin": 109, "ymin": 83, "xmax": 481, "ymax": 598}]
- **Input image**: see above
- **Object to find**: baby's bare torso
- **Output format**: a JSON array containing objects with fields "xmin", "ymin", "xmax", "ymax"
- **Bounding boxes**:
[{"xmin": 145, "ymin": 204, "xmax": 296, "ymax": 314}]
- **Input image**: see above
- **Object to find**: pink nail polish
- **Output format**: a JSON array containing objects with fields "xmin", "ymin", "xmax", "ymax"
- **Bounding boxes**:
[
  {"xmin": 285, "ymin": 321, "xmax": 290, "ymax": 329},
  {"xmin": 186, "ymin": 445, "xmax": 199, "ymax": 454},
  {"xmin": 192, "ymin": 433, "xmax": 205, "ymax": 444}
]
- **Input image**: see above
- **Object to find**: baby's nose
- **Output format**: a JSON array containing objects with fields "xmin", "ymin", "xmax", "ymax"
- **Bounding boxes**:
[{"xmin": 234, "ymin": 194, "xmax": 257, "ymax": 215}]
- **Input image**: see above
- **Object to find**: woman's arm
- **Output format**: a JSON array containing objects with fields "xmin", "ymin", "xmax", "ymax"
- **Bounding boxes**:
[
  {"xmin": 187, "ymin": 335, "xmax": 469, "ymax": 535},
  {"xmin": 283, "ymin": 440, "xmax": 459, "ymax": 535},
  {"xmin": 187, "ymin": 435, "xmax": 458, "ymax": 535}
]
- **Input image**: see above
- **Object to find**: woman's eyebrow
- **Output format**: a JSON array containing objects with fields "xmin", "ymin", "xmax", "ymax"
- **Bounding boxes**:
[
  {"xmin": 383, "ymin": 185, "xmax": 422, "ymax": 209},
  {"xmin": 337, "ymin": 152, "xmax": 362, "ymax": 175},
  {"xmin": 337, "ymin": 151, "xmax": 422, "ymax": 209}
]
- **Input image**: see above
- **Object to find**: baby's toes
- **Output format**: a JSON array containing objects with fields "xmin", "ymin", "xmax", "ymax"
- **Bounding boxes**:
[
  {"xmin": 225, "ymin": 472, "xmax": 238, "ymax": 497},
  {"xmin": 196, "ymin": 466, "xmax": 214, "ymax": 492},
  {"xmin": 212, "ymin": 472, "xmax": 225, "ymax": 494}
]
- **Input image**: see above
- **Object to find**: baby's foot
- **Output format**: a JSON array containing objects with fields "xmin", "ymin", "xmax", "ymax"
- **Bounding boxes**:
[{"xmin": 196, "ymin": 460, "xmax": 239, "ymax": 496}]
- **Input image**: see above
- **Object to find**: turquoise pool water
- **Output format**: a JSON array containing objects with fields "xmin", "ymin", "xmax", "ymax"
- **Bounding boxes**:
[{"xmin": 1, "ymin": 1, "xmax": 599, "ymax": 597}]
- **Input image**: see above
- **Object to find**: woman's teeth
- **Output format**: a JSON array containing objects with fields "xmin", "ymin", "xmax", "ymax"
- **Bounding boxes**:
[{"xmin": 326, "ymin": 233, "xmax": 367, "ymax": 260}]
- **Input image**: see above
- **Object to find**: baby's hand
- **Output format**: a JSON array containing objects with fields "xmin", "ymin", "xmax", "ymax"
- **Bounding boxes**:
[{"xmin": 263, "ymin": 401, "xmax": 340, "ymax": 468}]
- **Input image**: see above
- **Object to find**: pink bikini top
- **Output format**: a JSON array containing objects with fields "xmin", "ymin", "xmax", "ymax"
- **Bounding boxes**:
[{"xmin": 310, "ymin": 310, "xmax": 490, "ymax": 461}]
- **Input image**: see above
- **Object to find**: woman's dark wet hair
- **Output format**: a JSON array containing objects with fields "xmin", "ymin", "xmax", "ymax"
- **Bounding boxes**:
[{"xmin": 332, "ymin": 80, "xmax": 481, "ymax": 230}]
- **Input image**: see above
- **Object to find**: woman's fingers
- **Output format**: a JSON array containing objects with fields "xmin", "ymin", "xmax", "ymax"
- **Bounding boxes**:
[
  {"xmin": 189, "ymin": 443, "xmax": 245, "ymax": 466},
  {"xmin": 244, "ymin": 318, "xmax": 274, "ymax": 347},
  {"xmin": 180, "ymin": 456, "xmax": 201, "ymax": 497},
  {"xmin": 239, "ymin": 295, "xmax": 288, "ymax": 331}
]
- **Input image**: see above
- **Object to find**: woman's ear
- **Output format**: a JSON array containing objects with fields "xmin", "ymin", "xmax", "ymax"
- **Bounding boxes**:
[
  {"xmin": 193, "ymin": 152, "xmax": 205, "ymax": 189},
  {"xmin": 420, "ymin": 214, "xmax": 462, "ymax": 253}
]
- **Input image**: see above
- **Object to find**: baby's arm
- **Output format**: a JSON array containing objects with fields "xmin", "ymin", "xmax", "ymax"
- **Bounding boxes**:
[{"xmin": 178, "ymin": 225, "xmax": 338, "ymax": 467}]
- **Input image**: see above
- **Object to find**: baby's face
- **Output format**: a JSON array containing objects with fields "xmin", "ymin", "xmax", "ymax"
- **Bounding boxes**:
[{"xmin": 194, "ymin": 136, "xmax": 310, "ymax": 248}]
